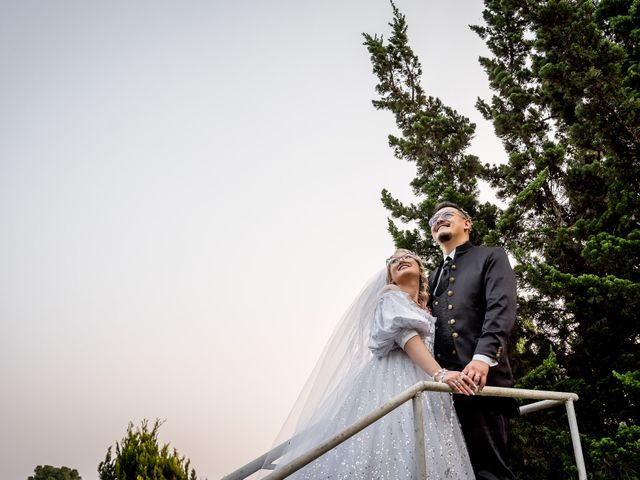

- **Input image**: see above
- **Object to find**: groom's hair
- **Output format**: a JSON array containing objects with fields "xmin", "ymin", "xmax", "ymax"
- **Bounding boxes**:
[{"xmin": 432, "ymin": 201, "xmax": 471, "ymax": 219}]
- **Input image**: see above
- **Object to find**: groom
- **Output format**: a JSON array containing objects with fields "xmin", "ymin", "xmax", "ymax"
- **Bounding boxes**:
[{"xmin": 428, "ymin": 201, "xmax": 518, "ymax": 480}]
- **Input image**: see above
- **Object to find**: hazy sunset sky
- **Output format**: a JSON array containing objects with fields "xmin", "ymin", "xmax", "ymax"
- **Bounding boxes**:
[{"xmin": 0, "ymin": 1, "xmax": 504, "ymax": 478}]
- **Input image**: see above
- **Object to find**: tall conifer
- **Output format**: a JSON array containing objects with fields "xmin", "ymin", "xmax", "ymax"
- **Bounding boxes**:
[{"xmin": 365, "ymin": 2, "xmax": 639, "ymax": 477}]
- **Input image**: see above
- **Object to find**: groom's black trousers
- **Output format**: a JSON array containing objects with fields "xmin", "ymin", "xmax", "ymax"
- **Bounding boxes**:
[{"xmin": 453, "ymin": 395, "xmax": 516, "ymax": 480}]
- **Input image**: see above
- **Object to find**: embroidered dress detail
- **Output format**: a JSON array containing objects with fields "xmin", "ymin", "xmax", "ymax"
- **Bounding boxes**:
[{"xmin": 279, "ymin": 290, "xmax": 474, "ymax": 479}]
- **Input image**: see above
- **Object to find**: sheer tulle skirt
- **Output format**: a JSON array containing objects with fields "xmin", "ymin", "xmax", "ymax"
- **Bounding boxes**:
[{"xmin": 280, "ymin": 347, "xmax": 474, "ymax": 479}]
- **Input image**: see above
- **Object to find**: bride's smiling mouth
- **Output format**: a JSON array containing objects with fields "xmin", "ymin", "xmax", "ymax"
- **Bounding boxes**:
[{"xmin": 397, "ymin": 262, "xmax": 412, "ymax": 271}]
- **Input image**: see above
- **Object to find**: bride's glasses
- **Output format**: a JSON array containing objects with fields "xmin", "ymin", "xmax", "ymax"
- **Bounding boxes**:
[{"xmin": 386, "ymin": 253, "xmax": 419, "ymax": 267}]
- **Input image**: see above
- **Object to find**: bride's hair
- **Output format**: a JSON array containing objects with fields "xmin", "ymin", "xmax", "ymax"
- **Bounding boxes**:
[{"xmin": 386, "ymin": 248, "xmax": 430, "ymax": 307}]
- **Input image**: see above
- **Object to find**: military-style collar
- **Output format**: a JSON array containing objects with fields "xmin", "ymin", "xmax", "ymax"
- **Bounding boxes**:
[
  {"xmin": 430, "ymin": 241, "xmax": 474, "ymax": 285},
  {"xmin": 440, "ymin": 240, "xmax": 473, "ymax": 261},
  {"xmin": 453, "ymin": 240, "xmax": 474, "ymax": 256}
]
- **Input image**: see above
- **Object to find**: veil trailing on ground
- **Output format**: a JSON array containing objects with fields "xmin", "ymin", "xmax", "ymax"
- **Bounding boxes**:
[{"xmin": 260, "ymin": 269, "xmax": 388, "ymax": 474}]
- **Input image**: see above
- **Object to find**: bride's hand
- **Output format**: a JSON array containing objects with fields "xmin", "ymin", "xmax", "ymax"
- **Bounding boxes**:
[{"xmin": 443, "ymin": 371, "xmax": 476, "ymax": 396}]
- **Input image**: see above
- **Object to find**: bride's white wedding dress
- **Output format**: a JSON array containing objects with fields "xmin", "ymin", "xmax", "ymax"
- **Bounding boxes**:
[{"xmin": 272, "ymin": 288, "xmax": 474, "ymax": 479}]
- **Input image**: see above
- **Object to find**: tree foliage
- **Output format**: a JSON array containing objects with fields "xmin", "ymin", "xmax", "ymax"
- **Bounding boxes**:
[
  {"xmin": 364, "ymin": 1, "xmax": 639, "ymax": 478},
  {"xmin": 28, "ymin": 465, "xmax": 81, "ymax": 480},
  {"xmin": 98, "ymin": 419, "xmax": 198, "ymax": 480},
  {"xmin": 362, "ymin": 2, "xmax": 500, "ymax": 271}
]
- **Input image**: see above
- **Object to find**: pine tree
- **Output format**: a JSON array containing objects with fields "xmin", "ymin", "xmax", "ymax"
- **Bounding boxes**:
[
  {"xmin": 364, "ymin": 2, "xmax": 639, "ymax": 477},
  {"xmin": 98, "ymin": 419, "xmax": 198, "ymax": 480},
  {"xmin": 362, "ymin": 3, "xmax": 500, "ymax": 272},
  {"xmin": 473, "ymin": 1, "xmax": 639, "ymax": 477}
]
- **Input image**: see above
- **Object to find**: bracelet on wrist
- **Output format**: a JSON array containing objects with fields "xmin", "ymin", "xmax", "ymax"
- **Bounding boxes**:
[{"xmin": 434, "ymin": 368, "xmax": 448, "ymax": 383}]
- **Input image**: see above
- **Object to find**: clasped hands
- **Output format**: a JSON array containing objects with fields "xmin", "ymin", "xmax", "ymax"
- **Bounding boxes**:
[{"xmin": 444, "ymin": 360, "xmax": 490, "ymax": 396}]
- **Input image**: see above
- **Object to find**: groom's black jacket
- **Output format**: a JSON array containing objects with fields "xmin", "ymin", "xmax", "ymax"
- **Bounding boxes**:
[{"xmin": 428, "ymin": 241, "xmax": 516, "ymax": 389}]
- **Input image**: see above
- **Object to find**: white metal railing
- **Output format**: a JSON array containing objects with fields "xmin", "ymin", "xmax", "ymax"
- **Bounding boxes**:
[{"xmin": 222, "ymin": 381, "xmax": 586, "ymax": 480}]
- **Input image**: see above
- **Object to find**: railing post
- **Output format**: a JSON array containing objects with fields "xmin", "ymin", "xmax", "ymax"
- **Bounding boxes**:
[
  {"xmin": 565, "ymin": 400, "xmax": 586, "ymax": 480},
  {"xmin": 412, "ymin": 392, "xmax": 427, "ymax": 480}
]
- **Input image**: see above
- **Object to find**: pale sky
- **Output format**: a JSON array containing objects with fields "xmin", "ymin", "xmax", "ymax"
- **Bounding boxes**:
[{"xmin": 0, "ymin": 1, "xmax": 504, "ymax": 479}]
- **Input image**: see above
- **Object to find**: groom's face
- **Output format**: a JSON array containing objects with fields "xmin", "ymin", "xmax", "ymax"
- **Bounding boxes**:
[{"xmin": 430, "ymin": 208, "xmax": 471, "ymax": 245}]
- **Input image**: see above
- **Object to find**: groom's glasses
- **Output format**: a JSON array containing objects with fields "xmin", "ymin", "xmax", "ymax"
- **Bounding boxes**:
[
  {"xmin": 386, "ymin": 253, "xmax": 419, "ymax": 267},
  {"xmin": 428, "ymin": 209, "xmax": 469, "ymax": 228}
]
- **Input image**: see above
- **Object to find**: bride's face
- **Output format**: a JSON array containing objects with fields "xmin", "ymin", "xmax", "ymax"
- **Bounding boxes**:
[{"xmin": 387, "ymin": 252, "xmax": 421, "ymax": 284}]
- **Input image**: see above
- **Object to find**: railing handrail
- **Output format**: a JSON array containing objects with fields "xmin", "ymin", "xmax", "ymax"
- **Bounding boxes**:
[{"xmin": 222, "ymin": 381, "xmax": 585, "ymax": 480}]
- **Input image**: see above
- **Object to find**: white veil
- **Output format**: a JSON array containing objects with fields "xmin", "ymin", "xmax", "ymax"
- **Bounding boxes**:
[{"xmin": 260, "ymin": 269, "xmax": 388, "ymax": 473}]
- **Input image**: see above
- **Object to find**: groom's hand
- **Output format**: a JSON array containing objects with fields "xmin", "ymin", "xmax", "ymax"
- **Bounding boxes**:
[{"xmin": 462, "ymin": 360, "xmax": 490, "ymax": 391}]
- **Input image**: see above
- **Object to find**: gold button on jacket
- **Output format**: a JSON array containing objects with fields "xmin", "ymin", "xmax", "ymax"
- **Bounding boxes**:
[{"xmin": 428, "ymin": 241, "xmax": 517, "ymax": 388}]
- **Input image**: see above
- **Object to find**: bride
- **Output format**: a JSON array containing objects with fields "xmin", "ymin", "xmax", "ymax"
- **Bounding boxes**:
[{"xmin": 262, "ymin": 249, "xmax": 476, "ymax": 479}]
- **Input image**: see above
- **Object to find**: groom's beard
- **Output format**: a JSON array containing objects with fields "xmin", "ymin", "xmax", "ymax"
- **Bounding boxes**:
[{"xmin": 437, "ymin": 231, "xmax": 453, "ymax": 242}]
